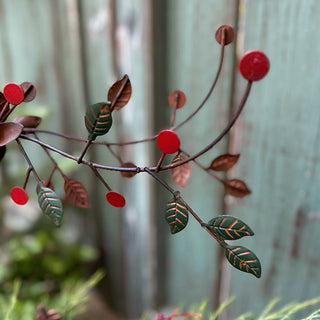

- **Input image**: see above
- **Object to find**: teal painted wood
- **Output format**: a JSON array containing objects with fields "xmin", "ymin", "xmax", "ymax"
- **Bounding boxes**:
[
  {"xmin": 80, "ymin": 0, "xmax": 156, "ymax": 316},
  {"xmin": 162, "ymin": 0, "xmax": 238, "ymax": 309},
  {"xmin": 225, "ymin": 0, "xmax": 320, "ymax": 318}
]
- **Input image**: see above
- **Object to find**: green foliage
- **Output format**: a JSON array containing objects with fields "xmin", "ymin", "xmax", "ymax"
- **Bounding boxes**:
[
  {"xmin": 0, "ymin": 229, "xmax": 98, "ymax": 299},
  {"xmin": 144, "ymin": 296, "xmax": 320, "ymax": 320},
  {"xmin": 0, "ymin": 271, "xmax": 104, "ymax": 320}
]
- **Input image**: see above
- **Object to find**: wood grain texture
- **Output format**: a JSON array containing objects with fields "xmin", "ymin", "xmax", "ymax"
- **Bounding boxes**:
[{"xmin": 226, "ymin": 0, "xmax": 320, "ymax": 318}]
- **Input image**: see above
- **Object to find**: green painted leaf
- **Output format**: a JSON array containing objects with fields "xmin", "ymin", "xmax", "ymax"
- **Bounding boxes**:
[
  {"xmin": 84, "ymin": 102, "xmax": 112, "ymax": 141},
  {"xmin": 38, "ymin": 186, "xmax": 64, "ymax": 226},
  {"xmin": 206, "ymin": 215, "xmax": 254, "ymax": 240},
  {"xmin": 165, "ymin": 197, "xmax": 189, "ymax": 234},
  {"xmin": 222, "ymin": 243, "xmax": 261, "ymax": 278}
]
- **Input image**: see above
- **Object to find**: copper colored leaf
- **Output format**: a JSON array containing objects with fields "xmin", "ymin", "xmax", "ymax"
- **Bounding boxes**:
[
  {"xmin": 224, "ymin": 179, "xmax": 251, "ymax": 198},
  {"xmin": 171, "ymin": 153, "xmax": 190, "ymax": 188},
  {"xmin": 0, "ymin": 122, "xmax": 23, "ymax": 146},
  {"xmin": 209, "ymin": 154, "xmax": 240, "ymax": 171},
  {"xmin": 120, "ymin": 162, "xmax": 138, "ymax": 178},
  {"xmin": 108, "ymin": 74, "xmax": 132, "ymax": 111},
  {"xmin": 64, "ymin": 177, "xmax": 90, "ymax": 208},
  {"xmin": 14, "ymin": 115, "xmax": 42, "ymax": 128}
]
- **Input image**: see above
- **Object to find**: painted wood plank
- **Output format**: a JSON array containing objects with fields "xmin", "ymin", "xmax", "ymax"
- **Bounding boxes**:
[
  {"xmin": 80, "ymin": 0, "xmax": 155, "ymax": 316},
  {"xmin": 225, "ymin": 0, "xmax": 320, "ymax": 318},
  {"xmin": 160, "ymin": 0, "xmax": 238, "ymax": 309}
]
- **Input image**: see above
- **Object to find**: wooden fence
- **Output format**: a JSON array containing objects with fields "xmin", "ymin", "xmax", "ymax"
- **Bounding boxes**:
[{"xmin": 1, "ymin": 0, "xmax": 320, "ymax": 318}]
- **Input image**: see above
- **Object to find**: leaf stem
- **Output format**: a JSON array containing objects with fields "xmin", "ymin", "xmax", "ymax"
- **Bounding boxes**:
[
  {"xmin": 158, "ymin": 81, "xmax": 252, "ymax": 171},
  {"xmin": 170, "ymin": 36, "xmax": 226, "ymax": 131},
  {"xmin": 78, "ymin": 140, "xmax": 92, "ymax": 163},
  {"xmin": 144, "ymin": 167, "xmax": 175, "ymax": 195},
  {"xmin": 33, "ymin": 132, "xmax": 66, "ymax": 179},
  {"xmin": 22, "ymin": 167, "xmax": 32, "ymax": 189},
  {"xmin": 90, "ymin": 165, "xmax": 112, "ymax": 191},
  {"xmin": 144, "ymin": 167, "xmax": 222, "ymax": 244},
  {"xmin": 180, "ymin": 149, "xmax": 224, "ymax": 183},
  {"xmin": 16, "ymin": 138, "xmax": 42, "ymax": 184}
]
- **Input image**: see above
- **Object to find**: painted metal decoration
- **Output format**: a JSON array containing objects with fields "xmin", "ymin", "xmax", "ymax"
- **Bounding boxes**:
[
  {"xmin": 0, "ymin": 25, "xmax": 269, "ymax": 278},
  {"xmin": 166, "ymin": 196, "xmax": 189, "ymax": 234},
  {"xmin": 37, "ymin": 186, "xmax": 64, "ymax": 227}
]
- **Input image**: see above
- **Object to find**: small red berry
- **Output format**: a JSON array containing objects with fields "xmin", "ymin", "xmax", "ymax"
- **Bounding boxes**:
[
  {"xmin": 239, "ymin": 50, "xmax": 269, "ymax": 81},
  {"xmin": 3, "ymin": 83, "xmax": 25, "ymax": 105},
  {"xmin": 106, "ymin": 191, "xmax": 126, "ymax": 208},
  {"xmin": 10, "ymin": 186, "xmax": 28, "ymax": 205},
  {"xmin": 156, "ymin": 130, "xmax": 180, "ymax": 154}
]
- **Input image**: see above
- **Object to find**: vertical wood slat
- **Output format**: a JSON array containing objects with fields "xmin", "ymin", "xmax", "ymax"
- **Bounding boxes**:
[
  {"xmin": 161, "ymin": 0, "xmax": 238, "ymax": 309},
  {"xmin": 80, "ymin": 0, "xmax": 155, "ymax": 316},
  {"xmin": 226, "ymin": 0, "xmax": 320, "ymax": 318}
]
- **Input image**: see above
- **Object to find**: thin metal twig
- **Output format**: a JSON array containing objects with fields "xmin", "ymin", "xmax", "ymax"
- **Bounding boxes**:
[{"xmin": 16, "ymin": 138, "xmax": 42, "ymax": 184}]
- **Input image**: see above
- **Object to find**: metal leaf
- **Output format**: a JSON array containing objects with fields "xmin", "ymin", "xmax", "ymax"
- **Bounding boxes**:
[
  {"xmin": 171, "ymin": 153, "xmax": 191, "ymax": 188},
  {"xmin": 209, "ymin": 154, "xmax": 240, "ymax": 171},
  {"xmin": 0, "ymin": 122, "xmax": 23, "ymax": 146},
  {"xmin": 221, "ymin": 242, "xmax": 261, "ymax": 278},
  {"xmin": 108, "ymin": 74, "xmax": 132, "ymax": 111},
  {"xmin": 165, "ymin": 197, "xmax": 189, "ymax": 234},
  {"xmin": 14, "ymin": 115, "xmax": 42, "ymax": 128},
  {"xmin": 206, "ymin": 215, "xmax": 254, "ymax": 240},
  {"xmin": 223, "ymin": 179, "xmax": 251, "ymax": 198},
  {"xmin": 120, "ymin": 162, "xmax": 138, "ymax": 178},
  {"xmin": 84, "ymin": 102, "xmax": 112, "ymax": 141},
  {"xmin": 37, "ymin": 186, "xmax": 64, "ymax": 226},
  {"xmin": 64, "ymin": 177, "xmax": 90, "ymax": 208}
]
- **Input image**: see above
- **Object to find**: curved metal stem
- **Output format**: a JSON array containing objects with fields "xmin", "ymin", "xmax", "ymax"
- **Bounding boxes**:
[
  {"xmin": 156, "ymin": 81, "xmax": 252, "ymax": 171},
  {"xmin": 171, "ymin": 37, "xmax": 226, "ymax": 131}
]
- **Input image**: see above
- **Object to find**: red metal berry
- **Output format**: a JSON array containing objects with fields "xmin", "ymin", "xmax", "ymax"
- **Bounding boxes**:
[
  {"xmin": 156, "ymin": 130, "xmax": 180, "ymax": 154},
  {"xmin": 3, "ymin": 83, "xmax": 25, "ymax": 105},
  {"xmin": 10, "ymin": 186, "xmax": 28, "ymax": 205},
  {"xmin": 239, "ymin": 50, "xmax": 269, "ymax": 81},
  {"xmin": 106, "ymin": 191, "xmax": 126, "ymax": 208}
]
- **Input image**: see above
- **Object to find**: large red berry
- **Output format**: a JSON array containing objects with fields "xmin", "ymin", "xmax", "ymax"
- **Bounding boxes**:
[
  {"xmin": 156, "ymin": 130, "xmax": 180, "ymax": 154},
  {"xmin": 239, "ymin": 50, "xmax": 269, "ymax": 81},
  {"xmin": 3, "ymin": 83, "xmax": 25, "ymax": 105},
  {"xmin": 10, "ymin": 186, "xmax": 28, "ymax": 205},
  {"xmin": 106, "ymin": 191, "xmax": 126, "ymax": 208}
]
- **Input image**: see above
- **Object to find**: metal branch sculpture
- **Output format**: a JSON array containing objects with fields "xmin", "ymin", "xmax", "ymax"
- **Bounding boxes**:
[{"xmin": 0, "ymin": 25, "xmax": 269, "ymax": 278}]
